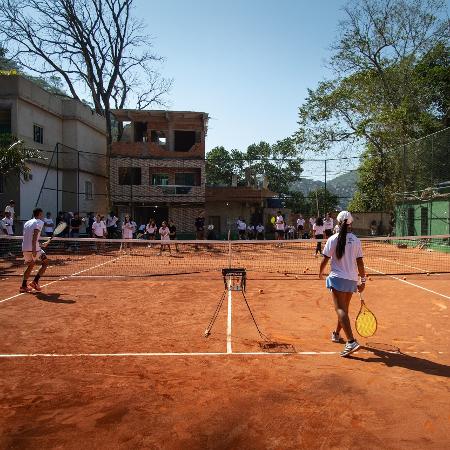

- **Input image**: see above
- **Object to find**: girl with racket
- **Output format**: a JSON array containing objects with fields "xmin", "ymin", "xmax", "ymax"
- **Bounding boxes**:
[{"xmin": 319, "ymin": 211, "xmax": 366, "ymax": 357}]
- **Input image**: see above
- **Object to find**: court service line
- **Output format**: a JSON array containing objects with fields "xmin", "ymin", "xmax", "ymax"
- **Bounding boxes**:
[
  {"xmin": 378, "ymin": 257, "xmax": 428, "ymax": 274},
  {"xmin": 0, "ymin": 350, "xmax": 444, "ymax": 358},
  {"xmin": 0, "ymin": 256, "xmax": 123, "ymax": 305},
  {"xmin": 227, "ymin": 287, "xmax": 233, "ymax": 354},
  {"xmin": 366, "ymin": 265, "xmax": 450, "ymax": 300}
]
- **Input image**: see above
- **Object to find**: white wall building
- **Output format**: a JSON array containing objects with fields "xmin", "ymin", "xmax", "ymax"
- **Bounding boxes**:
[{"xmin": 0, "ymin": 75, "xmax": 108, "ymax": 231}]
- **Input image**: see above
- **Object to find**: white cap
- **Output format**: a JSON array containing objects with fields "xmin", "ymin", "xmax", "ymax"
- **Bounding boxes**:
[{"xmin": 337, "ymin": 210, "xmax": 353, "ymax": 224}]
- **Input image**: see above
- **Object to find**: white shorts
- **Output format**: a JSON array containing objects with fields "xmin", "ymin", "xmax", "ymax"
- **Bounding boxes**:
[{"xmin": 23, "ymin": 249, "xmax": 46, "ymax": 263}]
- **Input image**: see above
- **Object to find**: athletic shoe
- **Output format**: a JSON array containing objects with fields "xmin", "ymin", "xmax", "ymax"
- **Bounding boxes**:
[
  {"xmin": 340, "ymin": 340, "xmax": 360, "ymax": 357},
  {"xmin": 29, "ymin": 281, "xmax": 42, "ymax": 291},
  {"xmin": 331, "ymin": 331, "xmax": 340, "ymax": 343},
  {"xmin": 19, "ymin": 285, "xmax": 33, "ymax": 293}
]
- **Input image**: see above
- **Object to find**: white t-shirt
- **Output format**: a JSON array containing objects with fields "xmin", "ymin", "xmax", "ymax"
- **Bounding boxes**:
[
  {"xmin": 313, "ymin": 224, "xmax": 325, "ymax": 235},
  {"xmin": 122, "ymin": 222, "xmax": 134, "ymax": 239},
  {"xmin": 324, "ymin": 218, "xmax": 334, "ymax": 230},
  {"xmin": 5, "ymin": 205, "xmax": 15, "ymax": 220},
  {"xmin": 43, "ymin": 217, "xmax": 54, "ymax": 233},
  {"xmin": 146, "ymin": 224, "xmax": 157, "ymax": 234},
  {"xmin": 22, "ymin": 218, "xmax": 44, "ymax": 252},
  {"xmin": 309, "ymin": 217, "xmax": 316, "ymax": 227},
  {"xmin": 237, "ymin": 220, "xmax": 247, "ymax": 231},
  {"xmin": 256, "ymin": 225, "xmax": 264, "ymax": 233},
  {"xmin": 159, "ymin": 226, "xmax": 170, "ymax": 241},
  {"xmin": 92, "ymin": 220, "xmax": 106, "ymax": 237},
  {"xmin": 106, "ymin": 215, "xmax": 118, "ymax": 228},
  {"xmin": 297, "ymin": 218, "xmax": 305, "ymax": 227},
  {"xmin": 275, "ymin": 215, "xmax": 284, "ymax": 230},
  {"xmin": 247, "ymin": 225, "xmax": 255, "ymax": 232},
  {"xmin": 130, "ymin": 221, "xmax": 137, "ymax": 233},
  {"xmin": 1, "ymin": 217, "xmax": 13, "ymax": 235},
  {"xmin": 323, "ymin": 232, "xmax": 363, "ymax": 282}
]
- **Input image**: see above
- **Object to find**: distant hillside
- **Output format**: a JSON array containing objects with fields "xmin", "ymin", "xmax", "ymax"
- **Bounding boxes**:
[{"xmin": 291, "ymin": 171, "xmax": 359, "ymax": 209}]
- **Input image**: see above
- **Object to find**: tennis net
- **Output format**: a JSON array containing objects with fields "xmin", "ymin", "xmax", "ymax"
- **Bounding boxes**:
[{"xmin": 0, "ymin": 235, "xmax": 449, "ymax": 278}]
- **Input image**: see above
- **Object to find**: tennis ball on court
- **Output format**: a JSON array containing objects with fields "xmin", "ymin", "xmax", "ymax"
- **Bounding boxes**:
[
  {"xmin": 306, "ymin": 267, "xmax": 309, "ymax": 271},
  {"xmin": 259, "ymin": 289, "xmax": 264, "ymax": 294},
  {"xmin": 303, "ymin": 270, "xmax": 306, "ymax": 274},
  {"xmin": 403, "ymin": 276, "xmax": 407, "ymax": 280},
  {"xmin": 426, "ymin": 272, "xmax": 430, "ymax": 276},
  {"xmin": 368, "ymin": 277, "xmax": 372, "ymax": 281},
  {"xmin": 295, "ymin": 276, "xmax": 299, "ymax": 280}
]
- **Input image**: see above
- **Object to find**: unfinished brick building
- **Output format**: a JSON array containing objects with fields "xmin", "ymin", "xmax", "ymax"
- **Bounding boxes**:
[{"xmin": 111, "ymin": 110, "xmax": 209, "ymax": 234}]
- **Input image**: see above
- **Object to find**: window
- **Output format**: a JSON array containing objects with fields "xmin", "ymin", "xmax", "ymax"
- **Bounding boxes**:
[
  {"xmin": 151, "ymin": 130, "xmax": 167, "ymax": 147},
  {"xmin": 33, "ymin": 124, "xmax": 44, "ymax": 144},
  {"xmin": 85, "ymin": 181, "xmax": 93, "ymax": 200},
  {"xmin": 175, "ymin": 170, "xmax": 201, "ymax": 186},
  {"xmin": 151, "ymin": 174, "xmax": 169, "ymax": 186},
  {"xmin": 174, "ymin": 130, "xmax": 196, "ymax": 152},
  {"xmin": 134, "ymin": 122, "xmax": 147, "ymax": 142},
  {"xmin": 118, "ymin": 167, "xmax": 142, "ymax": 185},
  {"xmin": 0, "ymin": 109, "xmax": 11, "ymax": 134}
]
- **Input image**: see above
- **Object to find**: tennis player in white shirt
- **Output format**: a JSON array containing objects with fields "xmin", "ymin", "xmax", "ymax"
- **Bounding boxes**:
[
  {"xmin": 20, "ymin": 208, "xmax": 50, "ymax": 293},
  {"xmin": 319, "ymin": 211, "xmax": 366, "ymax": 357}
]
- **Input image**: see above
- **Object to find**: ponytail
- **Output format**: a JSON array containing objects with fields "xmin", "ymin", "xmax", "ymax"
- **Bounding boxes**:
[{"xmin": 336, "ymin": 220, "xmax": 348, "ymax": 259}]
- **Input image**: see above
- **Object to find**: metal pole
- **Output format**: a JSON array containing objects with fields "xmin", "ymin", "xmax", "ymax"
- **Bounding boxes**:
[
  {"xmin": 324, "ymin": 159, "xmax": 327, "ymax": 214},
  {"xmin": 77, "ymin": 151, "xmax": 80, "ymax": 213},
  {"xmin": 56, "ymin": 143, "xmax": 59, "ymax": 214}
]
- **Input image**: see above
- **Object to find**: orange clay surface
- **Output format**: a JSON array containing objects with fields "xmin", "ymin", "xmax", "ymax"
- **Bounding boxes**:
[{"xmin": 0, "ymin": 271, "xmax": 449, "ymax": 449}]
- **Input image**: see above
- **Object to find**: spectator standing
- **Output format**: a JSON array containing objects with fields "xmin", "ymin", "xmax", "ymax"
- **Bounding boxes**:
[
  {"xmin": 121, "ymin": 215, "xmax": 134, "ymax": 253},
  {"xmin": 158, "ymin": 221, "xmax": 171, "ymax": 256},
  {"xmin": 309, "ymin": 216, "xmax": 316, "ymax": 237},
  {"xmin": 236, "ymin": 217, "xmax": 247, "ymax": 239},
  {"xmin": 296, "ymin": 215, "xmax": 305, "ymax": 238},
  {"xmin": 275, "ymin": 211, "xmax": 285, "ymax": 244},
  {"xmin": 145, "ymin": 219, "xmax": 157, "ymax": 246},
  {"xmin": 130, "ymin": 217, "xmax": 137, "ymax": 238},
  {"xmin": 70, "ymin": 213, "xmax": 82, "ymax": 238},
  {"xmin": 92, "ymin": 214, "xmax": 106, "ymax": 238},
  {"xmin": 43, "ymin": 212, "xmax": 54, "ymax": 237},
  {"xmin": 195, "ymin": 213, "xmax": 205, "ymax": 249},
  {"xmin": 5, "ymin": 200, "xmax": 15, "ymax": 233},
  {"xmin": 324, "ymin": 213, "xmax": 334, "ymax": 238},
  {"xmin": 256, "ymin": 223, "xmax": 265, "ymax": 240},
  {"xmin": 313, "ymin": 217, "xmax": 325, "ymax": 256},
  {"xmin": 86, "ymin": 212, "xmax": 95, "ymax": 237},
  {"xmin": 168, "ymin": 219, "xmax": 179, "ymax": 252},
  {"xmin": 1, "ymin": 211, "xmax": 14, "ymax": 257},
  {"xmin": 247, "ymin": 223, "xmax": 255, "ymax": 239},
  {"xmin": 106, "ymin": 211, "xmax": 119, "ymax": 238}
]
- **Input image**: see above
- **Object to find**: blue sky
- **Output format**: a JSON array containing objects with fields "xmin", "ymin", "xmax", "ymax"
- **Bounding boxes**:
[{"xmin": 136, "ymin": 0, "xmax": 346, "ymax": 154}]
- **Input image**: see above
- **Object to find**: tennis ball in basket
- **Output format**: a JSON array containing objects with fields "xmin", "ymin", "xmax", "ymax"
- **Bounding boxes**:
[{"xmin": 259, "ymin": 289, "xmax": 264, "ymax": 294}]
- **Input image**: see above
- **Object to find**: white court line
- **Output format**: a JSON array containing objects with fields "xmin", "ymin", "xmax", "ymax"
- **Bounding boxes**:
[
  {"xmin": 377, "ymin": 257, "xmax": 442, "ymax": 275},
  {"xmin": 0, "ymin": 256, "xmax": 123, "ymax": 305},
  {"xmin": 366, "ymin": 265, "xmax": 450, "ymax": 300},
  {"xmin": 0, "ymin": 350, "xmax": 444, "ymax": 358},
  {"xmin": 227, "ymin": 283, "xmax": 232, "ymax": 354}
]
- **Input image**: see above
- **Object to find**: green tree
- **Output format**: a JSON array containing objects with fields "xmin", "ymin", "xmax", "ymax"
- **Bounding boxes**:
[
  {"xmin": 295, "ymin": 0, "xmax": 448, "ymax": 212},
  {"xmin": 206, "ymin": 138, "xmax": 302, "ymax": 195},
  {"xmin": 0, "ymin": 134, "xmax": 41, "ymax": 175}
]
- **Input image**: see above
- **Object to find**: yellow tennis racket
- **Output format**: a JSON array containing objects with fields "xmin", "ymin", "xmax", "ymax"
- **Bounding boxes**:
[{"xmin": 355, "ymin": 293, "xmax": 377, "ymax": 337}]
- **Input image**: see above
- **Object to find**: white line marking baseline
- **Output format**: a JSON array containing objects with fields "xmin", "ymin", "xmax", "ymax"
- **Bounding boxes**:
[
  {"xmin": 366, "ymin": 265, "xmax": 450, "ymax": 300},
  {"xmin": 0, "ymin": 257, "xmax": 123, "ymax": 305},
  {"xmin": 0, "ymin": 351, "xmax": 444, "ymax": 358}
]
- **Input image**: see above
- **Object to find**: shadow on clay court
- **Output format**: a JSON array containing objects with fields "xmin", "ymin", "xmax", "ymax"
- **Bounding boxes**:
[
  {"xmin": 35, "ymin": 292, "xmax": 76, "ymax": 304},
  {"xmin": 350, "ymin": 346, "xmax": 450, "ymax": 378}
]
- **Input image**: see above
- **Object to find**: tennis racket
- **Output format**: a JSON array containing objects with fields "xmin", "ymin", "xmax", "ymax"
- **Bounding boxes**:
[
  {"xmin": 355, "ymin": 292, "xmax": 377, "ymax": 337},
  {"xmin": 41, "ymin": 221, "xmax": 67, "ymax": 248}
]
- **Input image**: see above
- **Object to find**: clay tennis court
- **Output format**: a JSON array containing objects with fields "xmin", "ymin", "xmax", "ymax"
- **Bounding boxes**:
[{"xmin": 1, "ymin": 237, "xmax": 449, "ymax": 449}]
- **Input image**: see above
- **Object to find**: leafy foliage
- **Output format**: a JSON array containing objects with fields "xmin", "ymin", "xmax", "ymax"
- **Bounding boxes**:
[
  {"xmin": 206, "ymin": 138, "xmax": 302, "ymax": 195},
  {"xmin": 0, "ymin": 134, "xmax": 42, "ymax": 175},
  {"xmin": 295, "ymin": 0, "xmax": 449, "ymax": 212}
]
